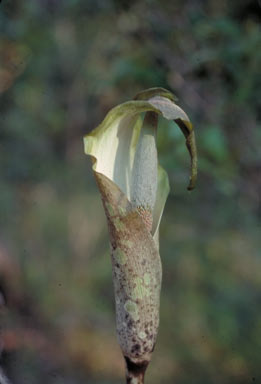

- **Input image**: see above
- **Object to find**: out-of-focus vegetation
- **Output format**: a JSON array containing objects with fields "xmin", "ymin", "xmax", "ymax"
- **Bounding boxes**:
[{"xmin": 0, "ymin": 0, "xmax": 260, "ymax": 383}]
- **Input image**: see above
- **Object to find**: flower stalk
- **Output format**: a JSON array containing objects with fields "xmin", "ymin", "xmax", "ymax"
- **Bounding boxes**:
[{"xmin": 84, "ymin": 88, "xmax": 197, "ymax": 383}]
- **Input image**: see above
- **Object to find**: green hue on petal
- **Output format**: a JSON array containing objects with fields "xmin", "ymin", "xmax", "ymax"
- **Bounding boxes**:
[{"xmin": 84, "ymin": 88, "xmax": 197, "ymax": 235}]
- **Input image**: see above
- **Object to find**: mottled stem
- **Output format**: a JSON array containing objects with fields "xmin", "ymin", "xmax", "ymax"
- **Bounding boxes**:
[
  {"xmin": 126, "ymin": 373, "xmax": 144, "ymax": 384},
  {"xmin": 125, "ymin": 356, "xmax": 148, "ymax": 384}
]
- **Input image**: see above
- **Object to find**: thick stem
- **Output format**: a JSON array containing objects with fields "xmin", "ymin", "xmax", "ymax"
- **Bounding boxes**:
[
  {"xmin": 126, "ymin": 374, "xmax": 144, "ymax": 384},
  {"xmin": 124, "ymin": 356, "xmax": 149, "ymax": 384}
]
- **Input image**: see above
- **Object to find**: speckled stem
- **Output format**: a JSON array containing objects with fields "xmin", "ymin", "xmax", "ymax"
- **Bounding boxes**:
[
  {"xmin": 95, "ymin": 172, "xmax": 162, "ymax": 383},
  {"xmin": 125, "ymin": 356, "xmax": 148, "ymax": 384},
  {"xmin": 127, "ymin": 376, "xmax": 144, "ymax": 384}
]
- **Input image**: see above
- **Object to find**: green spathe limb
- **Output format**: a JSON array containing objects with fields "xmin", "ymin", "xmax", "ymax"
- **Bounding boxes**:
[
  {"xmin": 84, "ymin": 90, "xmax": 197, "ymax": 204},
  {"xmin": 134, "ymin": 88, "xmax": 197, "ymax": 190},
  {"xmin": 152, "ymin": 165, "xmax": 170, "ymax": 247}
]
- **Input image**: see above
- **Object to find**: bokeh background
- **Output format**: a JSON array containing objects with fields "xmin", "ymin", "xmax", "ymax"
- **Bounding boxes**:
[{"xmin": 0, "ymin": 0, "xmax": 261, "ymax": 383}]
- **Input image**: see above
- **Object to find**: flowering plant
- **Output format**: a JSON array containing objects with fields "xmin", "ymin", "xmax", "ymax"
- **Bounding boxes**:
[{"xmin": 84, "ymin": 88, "xmax": 197, "ymax": 383}]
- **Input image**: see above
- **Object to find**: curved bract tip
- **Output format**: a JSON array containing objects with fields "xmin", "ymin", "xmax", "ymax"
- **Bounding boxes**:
[{"xmin": 134, "ymin": 87, "xmax": 178, "ymax": 102}]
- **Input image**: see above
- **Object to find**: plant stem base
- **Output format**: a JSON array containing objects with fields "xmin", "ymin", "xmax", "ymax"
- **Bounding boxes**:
[{"xmin": 125, "ymin": 356, "xmax": 149, "ymax": 384}]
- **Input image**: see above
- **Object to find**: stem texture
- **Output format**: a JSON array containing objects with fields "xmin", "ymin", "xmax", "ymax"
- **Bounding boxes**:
[{"xmin": 125, "ymin": 356, "xmax": 148, "ymax": 384}]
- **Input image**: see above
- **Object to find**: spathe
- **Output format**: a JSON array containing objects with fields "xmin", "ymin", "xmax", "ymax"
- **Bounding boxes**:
[
  {"xmin": 84, "ymin": 88, "xmax": 197, "ymax": 238},
  {"xmin": 83, "ymin": 88, "xmax": 197, "ymax": 384}
]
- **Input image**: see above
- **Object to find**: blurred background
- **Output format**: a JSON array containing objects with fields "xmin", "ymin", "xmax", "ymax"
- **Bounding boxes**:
[{"xmin": 0, "ymin": 0, "xmax": 261, "ymax": 383}]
